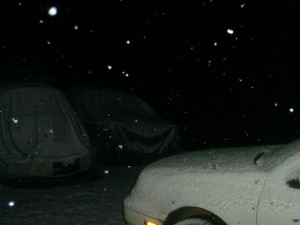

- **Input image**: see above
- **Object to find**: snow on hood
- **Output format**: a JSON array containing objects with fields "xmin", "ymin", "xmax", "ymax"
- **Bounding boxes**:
[
  {"xmin": 255, "ymin": 138, "xmax": 300, "ymax": 170},
  {"xmin": 147, "ymin": 145, "xmax": 282, "ymax": 173}
]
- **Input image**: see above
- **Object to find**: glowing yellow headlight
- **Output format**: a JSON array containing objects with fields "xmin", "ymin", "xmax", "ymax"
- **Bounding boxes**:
[{"xmin": 144, "ymin": 221, "xmax": 157, "ymax": 225}]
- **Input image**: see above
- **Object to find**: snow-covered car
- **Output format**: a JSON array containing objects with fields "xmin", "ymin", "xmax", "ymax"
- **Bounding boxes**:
[
  {"xmin": 123, "ymin": 140, "xmax": 300, "ymax": 225},
  {"xmin": 65, "ymin": 87, "xmax": 180, "ymax": 165},
  {"xmin": 0, "ymin": 84, "xmax": 96, "ymax": 178}
]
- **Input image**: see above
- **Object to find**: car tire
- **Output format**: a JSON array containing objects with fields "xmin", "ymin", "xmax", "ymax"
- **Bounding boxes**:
[{"xmin": 174, "ymin": 218, "xmax": 213, "ymax": 225}]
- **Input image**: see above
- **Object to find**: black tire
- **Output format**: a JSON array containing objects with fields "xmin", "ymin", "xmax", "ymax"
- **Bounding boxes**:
[{"xmin": 174, "ymin": 218, "xmax": 213, "ymax": 225}]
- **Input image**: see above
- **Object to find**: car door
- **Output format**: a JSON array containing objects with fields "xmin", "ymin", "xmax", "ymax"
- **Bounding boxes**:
[{"xmin": 257, "ymin": 155, "xmax": 300, "ymax": 225}]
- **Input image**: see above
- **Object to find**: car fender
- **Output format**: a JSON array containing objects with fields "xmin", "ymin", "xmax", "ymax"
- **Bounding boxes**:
[{"xmin": 163, "ymin": 206, "xmax": 228, "ymax": 225}]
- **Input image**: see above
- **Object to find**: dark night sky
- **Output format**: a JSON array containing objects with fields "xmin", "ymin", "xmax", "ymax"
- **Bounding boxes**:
[{"xmin": 0, "ymin": 1, "xmax": 299, "ymax": 149}]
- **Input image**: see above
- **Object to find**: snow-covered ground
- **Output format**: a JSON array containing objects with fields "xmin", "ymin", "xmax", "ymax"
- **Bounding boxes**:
[{"xmin": 0, "ymin": 165, "xmax": 143, "ymax": 225}]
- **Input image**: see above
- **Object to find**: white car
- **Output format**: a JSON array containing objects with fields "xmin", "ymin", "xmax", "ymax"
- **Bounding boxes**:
[{"xmin": 123, "ymin": 139, "xmax": 300, "ymax": 225}]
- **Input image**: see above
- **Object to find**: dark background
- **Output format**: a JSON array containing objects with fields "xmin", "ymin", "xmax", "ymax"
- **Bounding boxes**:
[{"xmin": 0, "ymin": 0, "xmax": 299, "ymax": 149}]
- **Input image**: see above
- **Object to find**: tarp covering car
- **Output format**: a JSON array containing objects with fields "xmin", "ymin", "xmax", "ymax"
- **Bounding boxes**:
[
  {"xmin": 0, "ymin": 84, "xmax": 96, "ymax": 178},
  {"xmin": 65, "ymin": 87, "xmax": 180, "ymax": 164}
]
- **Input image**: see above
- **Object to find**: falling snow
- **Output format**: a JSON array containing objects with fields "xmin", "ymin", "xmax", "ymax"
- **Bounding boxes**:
[
  {"xmin": 48, "ymin": 7, "xmax": 58, "ymax": 16},
  {"xmin": 122, "ymin": 71, "xmax": 129, "ymax": 77},
  {"xmin": 227, "ymin": 29, "xmax": 234, "ymax": 34},
  {"xmin": 8, "ymin": 201, "xmax": 15, "ymax": 207},
  {"xmin": 0, "ymin": 0, "xmax": 298, "ymax": 186}
]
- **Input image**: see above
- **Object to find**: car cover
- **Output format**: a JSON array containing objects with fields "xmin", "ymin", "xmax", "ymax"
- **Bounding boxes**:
[
  {"xmin": 0, "ymin": 84, "xmax": 96, "ymax": 178},
  {"xmin": 65, "ymin": 88, "xmax": 180, "ymax": 164}
]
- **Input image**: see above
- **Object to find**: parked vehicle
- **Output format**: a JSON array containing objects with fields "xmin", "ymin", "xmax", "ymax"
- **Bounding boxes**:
[
  {"xmin": 123, "ymin": 139, "xmax": 300, "ymax": 225},
  {"xmin": 0, "ymin": 84, "xmax": 96, "ymax": 178},
  {"xmin": 65, "ymin": 87, "xmax": 180, "ymax": 165}
]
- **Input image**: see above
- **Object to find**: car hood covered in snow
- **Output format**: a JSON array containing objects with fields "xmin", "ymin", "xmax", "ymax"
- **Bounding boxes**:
[
  {"xmin": 124, "ymin": 145, "xmax": 282, "ymax": 225},
  {"xmin": 146, "ymin": 145, "xmax": 282, "ymax": 173}
]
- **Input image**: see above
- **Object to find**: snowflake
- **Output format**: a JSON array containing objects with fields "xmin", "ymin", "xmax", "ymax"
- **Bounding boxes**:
[
  {"xmin": 227, "ymin": 29, "xmax": 234, "ymax": 35},
  {"xmin": 48, "ymin": 6, "xmax": 58, "ymax": 16},
  {"xmin": 122, "ymin": 71, "xmax": 129, "ymax": 77},
  {"xmin": 8, "ymin": 201, "xmax": 15, "ymax": 207},
  {"xmin": 12, "ymin": 118, "xmax": 18, "ymax": 124}
]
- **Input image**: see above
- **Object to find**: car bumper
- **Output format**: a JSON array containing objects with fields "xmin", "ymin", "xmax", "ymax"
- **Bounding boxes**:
[{"xmin": 124, "ymin": 206, "xmax": 163, "ymax": 225}]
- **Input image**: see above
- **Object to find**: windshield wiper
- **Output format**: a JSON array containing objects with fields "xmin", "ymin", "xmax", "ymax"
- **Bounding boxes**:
[{"xmin": 254, "ymin": 152, "xmax": 265, "ymax": 165}]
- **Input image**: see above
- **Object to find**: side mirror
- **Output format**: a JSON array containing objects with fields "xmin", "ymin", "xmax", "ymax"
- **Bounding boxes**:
[{"xmin": 286, "ymin": 171, "xmax": 300, "ymax": 189}]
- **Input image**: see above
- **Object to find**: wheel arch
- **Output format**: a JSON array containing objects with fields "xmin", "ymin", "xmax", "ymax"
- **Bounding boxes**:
[{"xmin": 162, "ymin": 206, "xmax": 228, "ymax": 225}]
